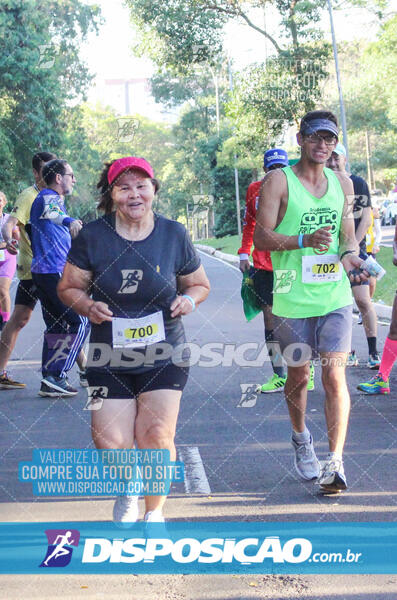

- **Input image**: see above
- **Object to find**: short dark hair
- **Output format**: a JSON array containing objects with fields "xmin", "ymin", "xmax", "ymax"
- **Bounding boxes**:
[
  {"xmin": 96, "ymin": 160, "xmax": 160, "ymax": 214},
  {"xmin": 32, "ymin": 152, "xmax": 57, "ymax": 172},
  {"xmin": 42, "ymin": 159, "xmax": 68, "ymax": 186},
  {"xmin": 299, "ymin": 110, "xmax": 338, "ymax": 133}
]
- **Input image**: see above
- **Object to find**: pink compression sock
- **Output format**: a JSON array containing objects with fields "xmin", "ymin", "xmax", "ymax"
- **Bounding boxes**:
[
  {"xmin": 0, "ymin": 311, "xmax": 9, "ymax": 323},
  {"xmin": 379, "ymin": 337, "xmax": 397, "ymax": 381}
]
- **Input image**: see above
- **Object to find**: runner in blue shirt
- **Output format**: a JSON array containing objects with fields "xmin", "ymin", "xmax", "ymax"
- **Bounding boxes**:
[{"xmin": 29, "ymin": 159, "xmax": 90, "ymax": 397}]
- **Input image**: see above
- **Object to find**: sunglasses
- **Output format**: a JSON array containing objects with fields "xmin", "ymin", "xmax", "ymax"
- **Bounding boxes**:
[{"xmin": 304, "ymin": 133, "xmax": 338, "ymax": 147}]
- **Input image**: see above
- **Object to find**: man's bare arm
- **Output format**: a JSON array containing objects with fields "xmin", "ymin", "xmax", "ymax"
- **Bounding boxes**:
[
  {"xmin": 338, "ymin": 174, "xmax": 359, "ymax": 256},
  {"xmin": 355, "ymin": 206, "xmax": 372, "ymax": 246}
]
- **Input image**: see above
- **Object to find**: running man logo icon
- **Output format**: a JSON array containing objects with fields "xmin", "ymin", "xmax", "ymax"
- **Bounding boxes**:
[
  {"xmin": 273, "ymin": 269, "xmax": 297, "ymax": 294},
  {"xmin": 118, "ymin": 269, "xmax": 143, "ymax": 294},
  {"xmin": 84, "ymin": 386, "xmax": 108, "ymax": 411},
  {"xmin": 44, "ymin": 334, "xmax": 76, "ymax": 370},
  {"xmin": 40, "ymin": 529, "xmax": 80, "ymax": 568},
  {"xmin": 237, "ymin": 384, "xmax": 259, "ymax": 408},
  {"xmin": 37, "ymin": 44, "xmax": 56, "ymax": 69},
  {"xmin": 116, "ymin": 117, "xmax": 140, "ymax": 143}
]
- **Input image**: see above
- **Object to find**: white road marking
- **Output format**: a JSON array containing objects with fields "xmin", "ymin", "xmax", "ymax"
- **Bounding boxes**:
[
  {"xmin": 178, "ymin": 446, "xmax": 211, "ymax": 494},
  {"xmin": 8, "ymin": 360, "xmax": 41, "ymax": 366}
]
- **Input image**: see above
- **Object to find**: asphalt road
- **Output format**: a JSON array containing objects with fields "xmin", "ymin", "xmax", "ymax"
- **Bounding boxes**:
[
  {"xmin": 0, "ymin": 252, "xmax": 396, "ymax": 599},
  {"xmin": 380, "ymin": 225, "xmax": 394, "ymax": 247}
]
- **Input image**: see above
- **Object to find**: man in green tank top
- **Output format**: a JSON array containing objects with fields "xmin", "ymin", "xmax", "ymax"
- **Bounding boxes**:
[{"xmin": 254, "ymin": 110, "xmax": 369, "ymax": 493}]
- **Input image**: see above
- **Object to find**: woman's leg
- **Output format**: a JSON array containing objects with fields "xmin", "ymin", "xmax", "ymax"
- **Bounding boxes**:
[
  {"xmin": 0, "ymin": 276, "xmax": 12, "ymax": 323},
  {"xmin": 91, "ymin": 397, "xmax": 136, "ymax": 449},
  {"xmin": 135, "ymin": 389, "xmax": 181, "ymax": 515},
  {"xmin": 91, "ymin": 396, "xmax": 139, "ymax": 522}
]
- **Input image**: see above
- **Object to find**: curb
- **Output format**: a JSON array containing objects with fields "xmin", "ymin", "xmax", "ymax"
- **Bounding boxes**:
[
  {"xmin": 195, "ymin": 244, "xmax": 240, "ymax": 267},
  {"xmin": 195, "ymin": 243, "xmax": 392, "ymax": 322}
]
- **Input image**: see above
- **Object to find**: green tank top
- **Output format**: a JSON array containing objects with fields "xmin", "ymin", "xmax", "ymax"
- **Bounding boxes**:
[{"xmin": 271, "ymin": 166, "xmax": 352, "ymax": 318}]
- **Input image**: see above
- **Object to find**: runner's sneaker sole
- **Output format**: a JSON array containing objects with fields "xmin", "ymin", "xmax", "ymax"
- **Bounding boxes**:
[
  {"xmin": 258, "ymin": 374, "xmax": 287, "ymax": 393},
  {"xmin": 40, "ymin": 379, "xmax": 78, "ymax": 397},
  {"xmin": 0, "ymin": 381, "xmax": 26, "ymax": 389},
  {"xmin": 39, "ymin": 388, "xmax": 78, "ymax": 398},
  {"xmin": 357, "ymin": 384, "xmax": 390, "ymax": 394},
  {"xmin": 319, "ymin": 472, "xmax": 347, "ymax": 493},
  {"xmin": 260, "ymin": 385, "xmax": 285, "ymax": 394}
]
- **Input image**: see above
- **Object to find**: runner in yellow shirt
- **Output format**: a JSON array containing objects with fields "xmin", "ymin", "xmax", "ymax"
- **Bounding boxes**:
[{"xmin": 365, "ymin": 206, "xmax": 382, "ymax": 299}]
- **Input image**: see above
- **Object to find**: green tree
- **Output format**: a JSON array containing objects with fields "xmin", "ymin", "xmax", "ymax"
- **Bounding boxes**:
[
  {"xmin": 125, "ymin": 0, "xmax": 392, "ymax": 228},
  {"xmin": 0, "ymin": 0, "xmax": 101, "ymax": 201},
  {"xmin": 61, "ymin": 102, "xmax": 177, "ymax": 220},
  {"xmin": 324, "ymin": 14, "xmax": 397, "ymax": 190},
  {"xmin": 125, "ymin": 0, "xmax": 336, "ymax": 182}
]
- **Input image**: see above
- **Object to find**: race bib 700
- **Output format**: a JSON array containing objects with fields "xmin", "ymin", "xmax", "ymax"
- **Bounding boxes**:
[{"xmin": 112, "ymin": 311, "xmax": 165, "ymax": 348}]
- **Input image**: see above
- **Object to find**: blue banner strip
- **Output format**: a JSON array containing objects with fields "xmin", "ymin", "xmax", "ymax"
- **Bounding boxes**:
[{"xmin": 1, "ymin": 522, "xmax": 397, "ymax": 574}]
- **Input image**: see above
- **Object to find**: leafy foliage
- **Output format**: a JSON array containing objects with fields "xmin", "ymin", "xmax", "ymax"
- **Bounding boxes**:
[
  {"xmin": 62, "ymin": 103, "xmax": 175, "ymax": 220},
  {"xmin": 126, "ymin": 0, "xmax": 226, "ymax": 73},
  {"xmin": 0, "ymin": 0, "xmax": 101, "ymax": 202},
  {"xmin": 325, "ymin": 13, "xmax": 397, "ymax": 190}
]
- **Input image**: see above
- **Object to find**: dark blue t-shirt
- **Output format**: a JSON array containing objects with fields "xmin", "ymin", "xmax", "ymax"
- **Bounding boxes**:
[
  {"xmin": 67, "ymin": 213, "xmax": 201, "ymax": 372},
  {"xmin": 30, "ymin": 188, "xmax": 75, "ymax": 274}
]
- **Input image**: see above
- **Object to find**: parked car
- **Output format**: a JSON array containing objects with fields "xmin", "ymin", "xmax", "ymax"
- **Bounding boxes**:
[{"xmin": 380, "ymin": 200, "xmax": 397, "ymax": 225}]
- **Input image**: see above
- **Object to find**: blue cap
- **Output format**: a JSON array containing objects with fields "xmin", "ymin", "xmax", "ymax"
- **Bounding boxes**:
[
  {"xmin": 301, "ymin": 117, "xmax": 339, "ymax": 138},
  {"xmin": 264, "ymin": 148, "xmax": 289, "ymax": 169}
]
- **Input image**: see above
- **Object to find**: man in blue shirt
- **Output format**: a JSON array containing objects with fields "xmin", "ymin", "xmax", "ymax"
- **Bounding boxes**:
[{"xmin": 30, "ymin": 159, "xmax": 90, "ymax": 397}]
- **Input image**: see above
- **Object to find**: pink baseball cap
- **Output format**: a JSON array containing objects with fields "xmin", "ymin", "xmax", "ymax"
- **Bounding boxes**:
[{"xmin": 107, "ymin": 157, "xmax": 154, "ymax": 185}]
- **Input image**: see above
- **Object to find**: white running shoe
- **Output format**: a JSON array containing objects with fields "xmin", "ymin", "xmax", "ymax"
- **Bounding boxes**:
[
  {"xmin": 347, "ymin": 350, "xmax": 359, "ymax": 367},
  {"xmin": 113, "ymin": 495, "xmax": 139, "ymax": 523},
  {"xmin": 318, "ymin": 457, "xmax": 347, "ymax": 493},
  {"xmin": 292, "ymin": 434, "xmax": 320, "ymax": 481},
  {"xmin": 144, "ymin": 509, "xmax": 165, "ymax": 523}
]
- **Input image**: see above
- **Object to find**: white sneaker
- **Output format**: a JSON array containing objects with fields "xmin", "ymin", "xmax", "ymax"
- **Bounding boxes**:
[
  {"xmin": 292, "ymin": 434, "xmax": 320, "ymax": 480},
  {"xmin": 144, "ymin": 509, "xmax": 165, "ymax": 523},
  {"xmin": 113, "ymin": 495, "xmax": 139, "ymax": 523},
  {"xmin": 318, "ymin": 457, "xmax": 347, "ymax": 493}
]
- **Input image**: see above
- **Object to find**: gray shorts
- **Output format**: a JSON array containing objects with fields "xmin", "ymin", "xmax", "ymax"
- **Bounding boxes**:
[{"xmin": 273, "ymin": 305, "xmax": 352, "ymax": 366}]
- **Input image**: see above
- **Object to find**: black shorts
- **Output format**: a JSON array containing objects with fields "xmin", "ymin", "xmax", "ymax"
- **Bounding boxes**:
[
  {"xmin": 14, "ymin": 279, "xmax": 39, "ymax": 309},
  {"xmin": 252, "ymin": 268, "xmax": 274, "ymax": 306},
  {"xmin": 86, "ymin": 363, "xmax": 189, "ymax": 399}
]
